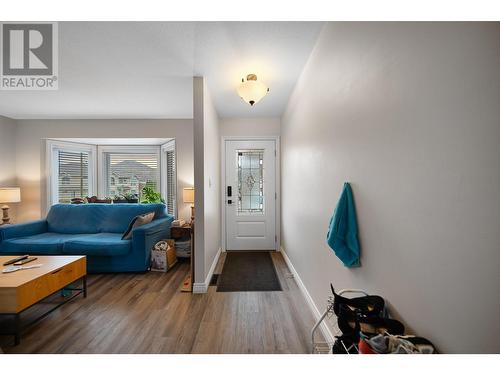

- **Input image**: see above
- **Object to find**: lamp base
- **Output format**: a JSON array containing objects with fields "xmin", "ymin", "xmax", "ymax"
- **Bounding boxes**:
[
  {"xmin": 190, "ymin": 205, "xmax": 195, "ymax": 224},
  {"xmin": 1, "ymin": 205, "xmax": 10, "ymax": 225}
]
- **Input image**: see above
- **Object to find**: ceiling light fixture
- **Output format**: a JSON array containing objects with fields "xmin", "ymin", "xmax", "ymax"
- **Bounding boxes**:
[{"xmin": 237, "ymin": 74, "xmax": 269, "ymax": 106}]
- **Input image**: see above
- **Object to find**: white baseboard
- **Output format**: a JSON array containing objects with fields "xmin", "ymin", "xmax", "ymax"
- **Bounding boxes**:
[
  {"xmin": 192, "ymin": 283, "xmax": 206, "ymax": 293},
  {"xmin": 280, "ymin": 246, "xmax": 335, "ymax": 346},
  {"xmin": 192, "ymin": 246, "xmax": 222, "ymax": 294}
]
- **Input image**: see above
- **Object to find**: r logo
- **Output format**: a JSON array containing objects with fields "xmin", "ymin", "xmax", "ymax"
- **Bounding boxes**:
[
  {"xmin": 2, "ymin": 23, "xmax": 53, "ymax": 76},
  {"xmin": 1, "ymin": 22, "xmax": 58, "ymax": 90}
]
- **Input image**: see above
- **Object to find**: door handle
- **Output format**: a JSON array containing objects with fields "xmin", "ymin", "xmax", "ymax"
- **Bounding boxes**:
[{"xmin": 227, "ymin": 186, "xmax": 232, "ymax": 197}]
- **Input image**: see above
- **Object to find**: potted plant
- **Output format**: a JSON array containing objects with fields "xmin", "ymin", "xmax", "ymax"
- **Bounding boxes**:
[{"xmin": 141, "ymin": 186, "xmax": 165, "ymax": 204}]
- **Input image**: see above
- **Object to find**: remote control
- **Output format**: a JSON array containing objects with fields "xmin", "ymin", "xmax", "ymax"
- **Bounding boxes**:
[
  {"xmin": 2, "ymin": 264, "xmax": 43, "ymax": 273},
  {"xmin": 3, "ymin": 255, "xmax": 29, "ymax": 266},
  {"xmin": 14, "ymin": 257, "xmax": 37, "ymax": 266}
]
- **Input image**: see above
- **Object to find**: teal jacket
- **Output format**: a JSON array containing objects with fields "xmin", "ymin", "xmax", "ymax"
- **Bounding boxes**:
[{"xmin": 327, "ymin": 182, "xmax": 360, "ymax": 267}]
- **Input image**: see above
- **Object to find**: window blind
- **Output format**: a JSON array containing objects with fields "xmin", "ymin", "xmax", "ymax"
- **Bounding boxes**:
[
  {"xmin": 106, "ymin": 153, "xmax": 159, "ymax": 200},
  {"xmin": 58, "ymin": 151, "xmax": 89, "ymax": 203},
  {"xmin": 165, "ymin": 149, "xmax": 176, "ymax": 216}
]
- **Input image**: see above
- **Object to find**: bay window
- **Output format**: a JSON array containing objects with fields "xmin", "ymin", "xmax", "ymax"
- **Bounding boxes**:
[{"xmin": 45, "ymin": 139, "xmax": 177, "ymax": 217}]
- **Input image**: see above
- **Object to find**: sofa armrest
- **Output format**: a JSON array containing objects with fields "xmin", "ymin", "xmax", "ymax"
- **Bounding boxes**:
[
  {"xmin": 131, "ymin": 217, "xmax": 173, "ymax": 256},
  {"xmin": 132, "ymin": 217, "xmax": 173, "ymax": 238},
  {"xmin": 0, "ymin": 220, "xmax": 48, "ymax": 242}
]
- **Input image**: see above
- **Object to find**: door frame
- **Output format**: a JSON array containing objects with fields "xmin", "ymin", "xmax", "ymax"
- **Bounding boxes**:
[{"xmin": 220, "ymin": 136, "xmax": 281, "ymax": 252}]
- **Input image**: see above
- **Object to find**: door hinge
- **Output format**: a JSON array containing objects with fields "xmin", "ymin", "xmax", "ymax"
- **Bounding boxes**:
[
  {"xmin": 275, "ymin": 235, "xmax": 277, "ymax": 243},
  {"xmin": 274, "ymin": 149, "xmax": 277, "ymax": 157},
  {"xmin": 275, "ymin": 192, "xmax": 277, "ymax": 199}
]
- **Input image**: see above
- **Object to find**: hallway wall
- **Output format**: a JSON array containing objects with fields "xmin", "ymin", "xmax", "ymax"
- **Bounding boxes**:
[
  {"xmin": 281, "ymin": 22, "xmax": 500, "ymax": 353},
  {"xmin": 219, "ymin": 117, "xmax": 280, "ymax": 137},
  {"xmin": 193, "ymin": 77, "xmax": 221, "ymax": 289}
]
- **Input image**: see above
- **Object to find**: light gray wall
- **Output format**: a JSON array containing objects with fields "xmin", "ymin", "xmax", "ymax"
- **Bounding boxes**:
[
  {"xmin": 281, "ymin": 22, "xmax": 500, "ymax": 353},
  {"xmin": 0, "ymin": 116, "xmax": 18, "ymax": 221},
  {"xmin": 193, "ymin": 77, "xmax": 206, "ymax": 285},
  {"xmin": 14, "ymin": 119, "xmax": 194, "ymax": 223},
  {"xmin": 220, "ymin": 117, "xmax": 280, "ymax": 137},
  {"xmin": 193, "ymin": 77, "xmax": 221, "ymax": 287},
  {"xmin": 202, "ymin": 81, "xmax": 221, "ymax": 285}
]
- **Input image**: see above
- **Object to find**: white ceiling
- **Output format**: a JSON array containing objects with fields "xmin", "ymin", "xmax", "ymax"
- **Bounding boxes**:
[{"xmin": 0, "ymin": 22, "xmax": 323, "ymax": 119}]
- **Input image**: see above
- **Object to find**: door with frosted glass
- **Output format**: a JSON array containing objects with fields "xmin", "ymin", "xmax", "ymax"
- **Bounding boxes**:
[{"xmin": 225, "ymin": 140, "xmax": 276, "ymax": 250}]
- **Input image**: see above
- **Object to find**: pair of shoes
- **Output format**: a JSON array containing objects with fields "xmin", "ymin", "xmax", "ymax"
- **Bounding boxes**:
[{"xmin": 331, "ymin": 285, "xmax": 405, "ymax": 354}]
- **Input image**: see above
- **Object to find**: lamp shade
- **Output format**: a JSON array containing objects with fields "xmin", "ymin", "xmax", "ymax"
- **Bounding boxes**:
[
  {"xmin": 0, "ymin": 187, "xmax": 21, "ymax": 203},
  {"xmin": 183, "ymin": 187, "xmax": 195, "ymax": 204},
  {"xmin": 237, "ymin": 74, "xmax": 269, "ymax": 106}
]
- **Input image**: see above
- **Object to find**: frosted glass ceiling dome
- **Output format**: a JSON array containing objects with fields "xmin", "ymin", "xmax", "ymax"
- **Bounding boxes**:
[{"xmin": 237, "ymin": 74, "xmax": 269, "ymax": 106}]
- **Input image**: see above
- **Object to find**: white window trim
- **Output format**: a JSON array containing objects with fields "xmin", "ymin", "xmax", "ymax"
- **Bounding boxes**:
[
  {"xmin": 97, "ymin": 145, "xmax": 162, "ymax": 199},
  {"xmin": 45, "ymin": 140, "xmax": 97, "ymax": 211},
  {"xmin": 161, "ymin": 139, "xmax": 177, "ymax": 218}
]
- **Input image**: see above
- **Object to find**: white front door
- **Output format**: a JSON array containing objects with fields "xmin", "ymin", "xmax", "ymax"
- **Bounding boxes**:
[{"xmin": 225, "ymin": 139, "xmax": 277, "ymax": 250}]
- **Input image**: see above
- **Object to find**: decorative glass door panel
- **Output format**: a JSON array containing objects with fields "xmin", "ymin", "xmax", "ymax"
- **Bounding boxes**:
[{"xmin": 237, "ymin": 150, "xmax": 264, "ymax": 214}]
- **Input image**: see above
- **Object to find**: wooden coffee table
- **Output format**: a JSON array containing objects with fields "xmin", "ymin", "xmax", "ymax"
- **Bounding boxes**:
[{"xmin": 0, "ymin": 255, "xmax": 87, "ymax": 345}]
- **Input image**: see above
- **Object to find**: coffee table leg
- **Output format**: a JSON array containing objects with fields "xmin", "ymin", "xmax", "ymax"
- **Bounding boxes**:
[
  {"xmin": 14, "ymin": 314, "xmax": 21, "ymax": 345},
  {"xmin": 83, "ymin": 275, "xmax": 87, "ymax": 298}
]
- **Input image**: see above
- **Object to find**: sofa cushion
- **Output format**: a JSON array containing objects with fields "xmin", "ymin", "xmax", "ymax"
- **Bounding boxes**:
[
  {"xmin": 62, "ymin": 233, "xmax": 131, "ymax": 256},
  {"xmin": 47, "ymin": 204, "xmax": 100, "ymax": 234},
  {"xmin": 97, "ymin": 204, "xmax": 167, "ymax": 233},
  {"xmin": 0, "ymin": 232, "xmax": 85, "ymax": 254},
  {"xmin": 122, "ymin": 212, "xmax": 155, "ymax": 240},
  {"xmin": 46, "ymin": 203, "xmax": 168, "ymax": 234}
]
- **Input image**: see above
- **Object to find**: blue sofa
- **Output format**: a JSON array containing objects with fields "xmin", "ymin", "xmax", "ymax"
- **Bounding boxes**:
[{"xmin": 0, "ymin": 204, "xmax": 174, "ymax": 273}]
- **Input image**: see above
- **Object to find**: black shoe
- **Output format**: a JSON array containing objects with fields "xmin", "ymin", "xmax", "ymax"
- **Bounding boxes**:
[
  {"xmin": 331, "ymin": 284, "xmax": 385, "ymax": 316},
  {"xmin": 337, "ymin": 304, "xmax": 405, "ymax": 336},
  {"xmin": 337, "ymin": 303, "xmax": 360, "ymax": 336},
  {"xmin": 358, "ymin": 315, "xmax": 405, "ymax": 335}
]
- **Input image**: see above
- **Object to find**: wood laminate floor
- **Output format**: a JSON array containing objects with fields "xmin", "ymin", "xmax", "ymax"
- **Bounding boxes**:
[{"xmin": 0, "ymin": 252, "xmax": 319, "ymax": 354}]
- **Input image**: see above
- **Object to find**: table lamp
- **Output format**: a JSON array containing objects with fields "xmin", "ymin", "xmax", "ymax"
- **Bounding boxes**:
[
  {"xmin": 0, "ymin": 187, "xmax": 21, "ymax": 225},
  {"xmin": 183, "ymin": 187, "xmax": 195, "ymax": 223}
]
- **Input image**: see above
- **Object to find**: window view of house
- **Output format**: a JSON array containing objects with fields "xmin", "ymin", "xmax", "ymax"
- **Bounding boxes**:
[{"xmin": 106, "ymin": 153, "xmax": 159, "ymax": 201}]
